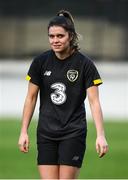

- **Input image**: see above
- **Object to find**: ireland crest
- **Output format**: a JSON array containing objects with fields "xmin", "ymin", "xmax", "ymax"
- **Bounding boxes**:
[{"xmin": 67, "ymin": 70, "xmax": 78, "ymax": 82}]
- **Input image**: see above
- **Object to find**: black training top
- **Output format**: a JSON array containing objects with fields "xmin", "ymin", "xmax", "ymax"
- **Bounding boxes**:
[{"xmin": 26, "ymin": 50, "xmax": 102, "ymax": 140}]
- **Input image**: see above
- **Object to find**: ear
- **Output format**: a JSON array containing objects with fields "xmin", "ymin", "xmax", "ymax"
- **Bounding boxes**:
[{"xmin": 69, "ymin": 32, "xmax": 73, "ymax": 41}]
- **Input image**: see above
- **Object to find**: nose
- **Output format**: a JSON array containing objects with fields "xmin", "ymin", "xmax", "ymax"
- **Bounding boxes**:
[{"xmin": 53, "ymin": 36, "xmax": 59, "ymax": 43}]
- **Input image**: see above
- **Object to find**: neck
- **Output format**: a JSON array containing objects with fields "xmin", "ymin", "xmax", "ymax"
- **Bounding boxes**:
[{"xmin": 55, "ymin": 48, "xmax": 74, "ymax": 60}]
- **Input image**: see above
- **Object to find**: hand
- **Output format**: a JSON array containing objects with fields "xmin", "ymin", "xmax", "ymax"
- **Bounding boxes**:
[
  {"xmin": 96, "ymin": 135, "xmax": 108, "ymax": 158},
  {"xmin": 18, "ymin": 133, "xmax": 29, "ymax": 153}
]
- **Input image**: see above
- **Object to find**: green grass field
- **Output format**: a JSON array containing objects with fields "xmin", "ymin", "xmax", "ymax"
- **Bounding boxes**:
[{"xmin": 0, "ymin": 118, "xmax": 128, "ymax": 179}]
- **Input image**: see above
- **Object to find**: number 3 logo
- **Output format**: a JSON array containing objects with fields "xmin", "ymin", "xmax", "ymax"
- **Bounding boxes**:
[{"xmin": 50, "ymin": 82, "xmax": 67, "ymax": 105}]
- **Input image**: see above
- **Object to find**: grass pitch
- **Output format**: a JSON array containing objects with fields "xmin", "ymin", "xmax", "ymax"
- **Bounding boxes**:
[{"xmin": 0, "ymin": 118, "xmax": 128, "ymax": 179}]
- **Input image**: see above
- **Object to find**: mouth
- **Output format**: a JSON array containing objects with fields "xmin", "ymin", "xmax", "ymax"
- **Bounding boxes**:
[{"xmin": 52, "ymin": 45, "xmax": 61, "ymax": 48}]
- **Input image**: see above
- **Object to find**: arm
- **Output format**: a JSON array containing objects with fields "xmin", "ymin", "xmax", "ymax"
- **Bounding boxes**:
[
  {"xmin": 87, "ymin": 86, "xmax": 108, "ymax": 157},
  {"xmin": 18, "ymin": 82, "xmax": 39, "ymax": 153}
]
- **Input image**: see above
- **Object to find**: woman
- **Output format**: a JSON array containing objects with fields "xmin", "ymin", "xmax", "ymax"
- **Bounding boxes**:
[{"xmin": 18, "ymin": 10, "xmax": 108, "ymax": 179}]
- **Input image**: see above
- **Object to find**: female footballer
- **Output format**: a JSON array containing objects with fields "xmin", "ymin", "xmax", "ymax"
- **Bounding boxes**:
[{"xmin": 18, "ymin": 10, "xmax": 108, "ymax": 179}]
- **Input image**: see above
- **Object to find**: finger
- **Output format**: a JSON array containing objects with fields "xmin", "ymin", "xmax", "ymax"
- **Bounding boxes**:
[
  {"xmin": 25, "ymin": 142, "xmax": 29, "ymax": 152},
  {"xmin": 105, "ymin": 145, "xmax": 109, "ymax": 153},
  {"xmin": 99, "ymin": 152, "xmax": 105, "ymax": 158},
  {"xmin": 19, "ymin": 144, "xmax": 25, "ymax": 152},
  {"xmin": 99, "ymin": 146, "xmax": 108, "ymax": 158},
  {"xmin": 98, "ymin": 146, "xmax": 104, "ymax": 157},
  {"xmin": 96, "ymin": 144, "xmax": 100, "ymax": 154},
  {"xmin": 19, "ymin": 144, "xmax": 28, "ymax": 153}
]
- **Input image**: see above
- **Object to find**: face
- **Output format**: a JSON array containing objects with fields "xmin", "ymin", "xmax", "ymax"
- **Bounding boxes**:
[{"xmin": 48, "ymin": 26, "xmax": 72, "ymax": 54}]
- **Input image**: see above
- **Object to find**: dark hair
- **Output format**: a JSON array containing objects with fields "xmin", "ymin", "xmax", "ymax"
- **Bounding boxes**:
[{"xmin": 48, "ymin": 10, "xmax": 79, "ymax": 51}]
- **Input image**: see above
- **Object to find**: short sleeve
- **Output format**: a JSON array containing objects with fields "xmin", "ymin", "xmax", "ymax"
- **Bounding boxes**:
[
  {"xmin": 26, "ymin": 58, "xmax": 41, "ymax": 86},
  {"xmin": 84, "ymin": 60, "xmax": 103, "ymax": 89}
]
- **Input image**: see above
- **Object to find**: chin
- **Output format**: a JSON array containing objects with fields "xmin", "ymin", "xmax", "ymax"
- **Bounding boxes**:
[{"xmin": 53, "ymin": 49, "xmax": 63, "ymax": 53}]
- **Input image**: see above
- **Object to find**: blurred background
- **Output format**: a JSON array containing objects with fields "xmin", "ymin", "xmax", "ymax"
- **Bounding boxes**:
[{"xmin": 0, "ymin": 0, "xmax": 128, "ymax": 179}]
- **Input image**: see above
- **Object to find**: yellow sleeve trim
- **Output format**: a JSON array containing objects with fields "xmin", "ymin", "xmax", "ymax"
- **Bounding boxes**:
[
  {"xmin": 26, "ymin": 75, "xmax": 31, "ymax": 81},
  {"xmin": 93, "ymin": 79, "xmax": 103, "ymax": 85}
]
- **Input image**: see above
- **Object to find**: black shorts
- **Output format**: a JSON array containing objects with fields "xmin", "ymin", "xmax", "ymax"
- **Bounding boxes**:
[{"xmin": 37, "ymin": 134, "xmax": 86, "ymax": 168}]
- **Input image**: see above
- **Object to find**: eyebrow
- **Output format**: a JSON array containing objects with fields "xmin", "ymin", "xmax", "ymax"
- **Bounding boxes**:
[{"xmin": 48, "ymin": 33, "xmax": 65, "ymax": 36}]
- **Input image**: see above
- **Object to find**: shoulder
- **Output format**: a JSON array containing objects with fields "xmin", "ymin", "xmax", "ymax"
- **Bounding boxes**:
[
  {"xmin": 28, "ymin": 50, "xmax": 52, "ymax": 71},
  {"xmin": 33, "ymin": 50, "xmax": 52, "ymax": 64},
  {"xmin": 76, "ymin": 51, "xmax": 94, "ymax": 66}
]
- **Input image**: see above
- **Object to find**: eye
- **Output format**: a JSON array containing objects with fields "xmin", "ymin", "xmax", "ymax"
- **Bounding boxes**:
[
  {"xmin": 48, "ymin": 34, "xmax": 54, "ymax": 39},
  {"xmin": 57, "ymin": 34, "xmax": 65, "ymax": 38}
]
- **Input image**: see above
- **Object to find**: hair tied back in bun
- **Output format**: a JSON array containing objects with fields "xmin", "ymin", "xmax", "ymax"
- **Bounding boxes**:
[
  {"xmin": 57, "ymin": 10, "xmax": 74, "ymax": 25},
  {"xmin": 59, "ymin": 13, "xmax": 64, "ymax": 17}
]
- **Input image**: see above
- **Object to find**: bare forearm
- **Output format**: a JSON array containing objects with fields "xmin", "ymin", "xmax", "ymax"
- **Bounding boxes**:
[
  {"xmin": 87, "ymin": 86, "xmax": 108, "ymax": 157},
  {"xmin": 20, "ymin": 96, "xmax": 37, "ymax": 134},
  {"xmin": 90, "ymin": 100, "xmax": 105, "ymax": 137}
]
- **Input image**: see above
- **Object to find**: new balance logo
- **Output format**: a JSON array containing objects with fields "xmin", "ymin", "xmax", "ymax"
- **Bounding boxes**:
[
  {"xmin": 44, "ymin": 71, "xmax": 52, "ymax": 76},
  {"xmin": 72, "ymin": 156, "xmax": 79, "ymax": 161}
]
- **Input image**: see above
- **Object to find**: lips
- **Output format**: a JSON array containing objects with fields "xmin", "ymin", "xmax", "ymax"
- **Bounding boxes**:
[{"xmin": 53, "ymin": 45, "xmax": 61, "ymax": 48}]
